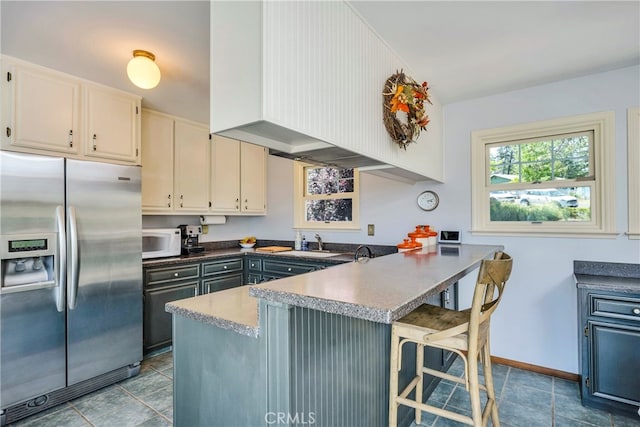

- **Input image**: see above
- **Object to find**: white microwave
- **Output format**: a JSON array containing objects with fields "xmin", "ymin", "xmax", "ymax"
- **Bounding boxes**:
[{"xmin": 142, "ymin": 228, "xmax": 181, "ymax": 259}]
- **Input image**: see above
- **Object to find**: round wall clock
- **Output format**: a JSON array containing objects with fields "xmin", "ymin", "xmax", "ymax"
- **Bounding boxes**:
[{"xmin": 417, "ymin": 190, "xmax": 439, "ymax": 211}]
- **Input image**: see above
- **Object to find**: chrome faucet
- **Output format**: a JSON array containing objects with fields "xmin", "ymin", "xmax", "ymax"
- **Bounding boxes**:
[
  {"xmin": 354, "ymin": 245, "xmax": 373, "ymax": 262},
  {"xmin": 314, "ymin": 233, "xmax": 323, "ymax": 251}
]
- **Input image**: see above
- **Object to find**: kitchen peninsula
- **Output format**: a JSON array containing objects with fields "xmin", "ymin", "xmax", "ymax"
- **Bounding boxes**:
[{"xmin": 166, "ymin": 244, "xmax": 503, "ymax": 427}]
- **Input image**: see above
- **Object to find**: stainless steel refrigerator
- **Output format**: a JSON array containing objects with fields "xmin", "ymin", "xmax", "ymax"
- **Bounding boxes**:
[{"xmin": 0, "ymin": 151, "xmax": 142, "ymax": 425}]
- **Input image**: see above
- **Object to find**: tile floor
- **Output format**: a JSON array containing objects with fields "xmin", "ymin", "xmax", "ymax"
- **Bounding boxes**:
[
  {"xmin": 409, "ymin": 358, "xmax": 639, "ymax": 427},
  {"xmin": 9, "ymin": 352, "xmax": 640, "ymax": 427},
  {"xmin": 9, "ymin": 351, "xmax": 174, "ymax": 427}
]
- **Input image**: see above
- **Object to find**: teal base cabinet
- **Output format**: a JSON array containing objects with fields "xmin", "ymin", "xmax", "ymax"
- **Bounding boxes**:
[
  {"xmin": 245, "ymin": 256, "xmax": 331, "ymax": 284},
  {"xmin": 143, "ymin": 256, "xmax": 243, "ymax": 354},
  {"xmin": 575, "ymin": 261, "xmax": 640, "ymax": 419},
  {"xmin": 143, "ymin": 263, "xmax": 200, "ymax": 354},
  {"xmin": 172, "ymin": 287, "xmax": 459, "ymax": 427},
  {"xmin": 201, "ymin": 257, "xmax": 244, "ymax": 294}
]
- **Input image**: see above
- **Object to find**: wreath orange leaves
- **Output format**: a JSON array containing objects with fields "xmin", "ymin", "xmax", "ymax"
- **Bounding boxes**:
[{"xmin": 382, "ymin": 70, "xmax": 432, "ymax": 150}]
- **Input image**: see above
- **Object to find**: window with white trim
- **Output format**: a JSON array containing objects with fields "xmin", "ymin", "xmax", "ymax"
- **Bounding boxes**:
[
  {"xmin": 628, "ymin": 107, "xmax": 640, "ymax": 239},
  {"xmin": 471, "ymin": 111, "xmax": 616, "ymax": 236},
  {"xmin": 293, "ymin": 162, "xmax": 360, "ymax": 230}
]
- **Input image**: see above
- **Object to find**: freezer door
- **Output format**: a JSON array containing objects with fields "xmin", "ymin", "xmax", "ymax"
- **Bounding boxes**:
[
  {"xmin": 66, "ymin": 159, "xmax": 142, "ymax": 385},
  {"xmin": 0, "ymin": 152, "xmax": 66, "ymax": 407}
]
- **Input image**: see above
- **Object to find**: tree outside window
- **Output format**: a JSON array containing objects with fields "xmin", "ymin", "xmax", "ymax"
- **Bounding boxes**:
[
  {"xmin": 471, "ymin": 111, "xmax": 615, "ymax": 236},
  {"xmin": 294, "ymin": 163, "xmax": 360, "ymax": 230}
]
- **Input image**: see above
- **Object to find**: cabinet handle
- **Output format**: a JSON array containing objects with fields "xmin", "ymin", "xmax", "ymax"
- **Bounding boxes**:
[
  {"xmin": 174, "ymin": 272, "xmax": 179, "ymax": 277},
  {"xmin": 92, "ymin": 134, "xmax": 97, "ymax": 151},
  {"xmin": 180, "ymin": 195, "xmax": 183, "ymax": 208},
  {"xmin": 633, "ymin": 308, "xmax": 640, "ymax": 315},
  {"xmin": 444, "ymin": 289, "xmax": 450, "ymax": 304},
  {"xmin": 223, "ymin": 265, "xmax": 227, "ymax": 269},
  {"xmin": 207, "ymin": 284, "xmax": 211, "ymax": 294},
  {"xmin": 287, "ymin": 267, "xmax": 292, "ymax": 272},
  {"xmin": 68, "ymin": 129, "xmax": 73, "ymax": 147},
  {"xmin": 168, "ymin": 194, "xmax": 171, "ymax": 208}
]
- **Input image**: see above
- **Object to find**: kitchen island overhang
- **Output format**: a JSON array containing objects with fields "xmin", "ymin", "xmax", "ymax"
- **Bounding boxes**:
[{"xmin": 166, "ymin": 244, "xmax": 503, "ymax": 427}]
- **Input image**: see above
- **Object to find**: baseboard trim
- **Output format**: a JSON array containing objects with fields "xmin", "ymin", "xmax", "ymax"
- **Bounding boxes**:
[{"xmin": 491, "ymin": 356, "xmax": 579, "ymax": 382}]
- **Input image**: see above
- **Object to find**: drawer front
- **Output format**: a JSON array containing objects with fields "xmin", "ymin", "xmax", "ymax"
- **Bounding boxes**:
[
  {"xmin": 202, "ymin": 273, "xmax": 243, "ymax": 294},
  {"xmin": 246, "ymin": 258, "xmax": 263, "ymax": 272},
  {"xmin": 590, "ymin": 294, "xmax": 640, "ymax": 323},
  {"xmin": 202, "ymin": 258, "xmax": 243, "ymax": 276},
  {"xmin": 262, "ymin": 260, "xmax": 317, "ymax": 276},
  {"xmin": 144, "ymin": 264, "xmax": 200, "ymax": 285}
]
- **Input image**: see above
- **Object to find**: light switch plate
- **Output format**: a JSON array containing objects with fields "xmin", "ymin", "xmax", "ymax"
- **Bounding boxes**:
[{"xmin": 367, "ymin": 224, "xmax": 375, "ymax": 236}]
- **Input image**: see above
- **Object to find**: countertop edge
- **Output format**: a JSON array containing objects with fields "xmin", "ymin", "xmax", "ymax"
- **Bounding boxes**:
[
  {"xmin": 573, "ymin": 273, "xmax": 640, "ymax": 293},
  {"xmin": 249, "ymin": 287, "xmax": 391, "ymax": 323},
  {"xmin": 166, "ymin": 301, "xmax": 260, "ymax": 338}
]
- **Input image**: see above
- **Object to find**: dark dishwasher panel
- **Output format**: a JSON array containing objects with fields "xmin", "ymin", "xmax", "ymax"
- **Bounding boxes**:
[{"xmin": 144, "ymin": 281, "xmax": 198, "ymax": 354}]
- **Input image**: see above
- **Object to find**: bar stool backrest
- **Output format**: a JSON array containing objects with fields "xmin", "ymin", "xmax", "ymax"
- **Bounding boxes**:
[{"xmin": 468, "ymin": 251, "xmax": 512, "ymax": 355}]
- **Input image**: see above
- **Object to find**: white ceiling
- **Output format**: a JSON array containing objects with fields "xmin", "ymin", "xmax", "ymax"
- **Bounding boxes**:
[{"xmin": 2, "ymin": 1, "xmax": 638, "ymax": 125}]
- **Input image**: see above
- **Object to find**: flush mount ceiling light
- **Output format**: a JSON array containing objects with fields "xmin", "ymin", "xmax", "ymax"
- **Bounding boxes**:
[{"xmin": 127, "ymin": 49, "xmax": 161, "ymax": 89}]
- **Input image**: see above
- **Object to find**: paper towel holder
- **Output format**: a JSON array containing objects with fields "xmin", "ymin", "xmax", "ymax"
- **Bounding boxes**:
[{"xmin": 200, "ymin": 215, "xmax": 227, "ymax": 225}]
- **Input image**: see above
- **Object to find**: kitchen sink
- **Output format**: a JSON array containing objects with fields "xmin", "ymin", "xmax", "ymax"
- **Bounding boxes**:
[{"xmin": 272, "ymin": 250, "xmax": 341, "ymax": 258}]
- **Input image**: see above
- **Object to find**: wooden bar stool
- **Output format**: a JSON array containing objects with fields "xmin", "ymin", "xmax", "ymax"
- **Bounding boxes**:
[{"xmin": 389, "ymin": 251, "xmax": 512, "ymax": 427}]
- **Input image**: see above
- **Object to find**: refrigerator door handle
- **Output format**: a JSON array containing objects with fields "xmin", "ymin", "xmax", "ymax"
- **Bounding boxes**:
[
  {"xmin": 55, "ymin": 205, "xmax": 66, "ymax": 312},
  {"xmin": 68, "ymin": 206, "xmax": 79, "ymax": 310}
]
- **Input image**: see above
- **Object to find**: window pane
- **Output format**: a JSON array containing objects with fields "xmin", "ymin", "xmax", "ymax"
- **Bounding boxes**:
[
  {"xmin": 490, "ymin": 186, "xmax": 591, "ymax": 222},
  {"xmin": 488, "ymin": 132, "xmax": 592, "ymax": 184},
  {"xmin": 305, "ymin": 199, "xmax": 353, "ymax": 222},
  {"xmin": 306, "ymin": 167, "xmax": 354, "ymax": 195}
]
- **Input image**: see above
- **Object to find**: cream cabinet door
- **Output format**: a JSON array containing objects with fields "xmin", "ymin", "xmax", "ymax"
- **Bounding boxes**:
[
  {"xmin": 210, "ymin": 135, "xmax": 241, "ymax": 213},
  {"xmin": 2, "ymin": 60, "xmax": 81, "ymax": 154},
  {"xmin": 240, "ymin": 142, "xmax": 266, "ymax": 213},
  {"xmin": 84, "ymin": 84, "xmax": 140, "ymax": 164},
  {"xmin": 141, "ymin": 110, "xmax": 174, "ymax": 212},
  {"xmin": 174, "ymin": 120, "xmax": 210, "ymax": 212}
]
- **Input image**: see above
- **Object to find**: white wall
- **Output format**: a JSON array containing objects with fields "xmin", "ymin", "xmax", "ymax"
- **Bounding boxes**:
[
  {"xmin": 143, "ymin": 64, "xmax": 640, "ymax": 373},
  {"xmin": 443, "ymin": 65, "xmax": 640, "ymax": 373}
]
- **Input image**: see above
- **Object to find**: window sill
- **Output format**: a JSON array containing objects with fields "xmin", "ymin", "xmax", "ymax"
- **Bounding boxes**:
[{"xmin": 471, "ymin": 230, "xmax": 620, "ymax": 239}]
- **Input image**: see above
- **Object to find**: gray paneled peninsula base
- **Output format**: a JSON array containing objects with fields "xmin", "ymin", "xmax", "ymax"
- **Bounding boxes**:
[{"xmin": 166, "ymin": 244, "xmax": 503, "ymax": 427}]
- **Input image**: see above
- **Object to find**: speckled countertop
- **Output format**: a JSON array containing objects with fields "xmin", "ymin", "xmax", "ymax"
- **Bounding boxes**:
[
  {"xmin": 574, "ymin": 260, "xmax": 640, "ymax": 293},
  {"xmin": 166, "ymin": 286, "xmax": 260, "ymax": 337},
  {"xmin": 166, "ymin": 244, "xmax": 503, "ymax": 337},
  {"xmin": 249, "ymin": 244, "xmax": 502, "ymax": 324}
]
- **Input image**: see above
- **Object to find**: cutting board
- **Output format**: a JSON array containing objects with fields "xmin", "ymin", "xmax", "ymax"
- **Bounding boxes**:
[{"xmin": 255, "ymin": 246, "xmax": 293, "ymax": 253}]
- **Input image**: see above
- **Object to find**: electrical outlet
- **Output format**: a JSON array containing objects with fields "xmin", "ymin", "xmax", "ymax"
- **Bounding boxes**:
[
  {"xmin": 367, "ymin": 224, "xmax": 375, "ymax": 236},
  {"xmin": 202, "ymin": 225, "xmax": 209, "ymax": 234}
]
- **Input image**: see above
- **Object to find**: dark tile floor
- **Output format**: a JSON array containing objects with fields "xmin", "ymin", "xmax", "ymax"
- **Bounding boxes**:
[
  {"xmin": 409, "ymin": 357, "xmax": 639, "ymax": 427},
  {"xmin": 9, "ymin": 352, "xmax": 639, "ymax": 426},
  {"xmin": 9, "ymin": 351, "xmax": 173, "ymax": 427}
]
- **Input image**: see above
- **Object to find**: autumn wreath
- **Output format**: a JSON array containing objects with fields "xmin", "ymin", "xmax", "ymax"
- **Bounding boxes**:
[{"xmin": 382, "ymin": 70, "xmax": 432, "ymax": 149}]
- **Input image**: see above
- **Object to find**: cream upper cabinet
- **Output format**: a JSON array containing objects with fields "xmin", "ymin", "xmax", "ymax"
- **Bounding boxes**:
[
  {"xmin": 83, "ymin": 83, "xmax": 140, "ymax": 163},
  {"xmin": 174, "ymin": 120, "xmax": 210, "ymax": 213},
  {"xmin": 1, "ymin": 56, "xmax": 141, "ymax": 165},
  {"xmin": 210, "ymin": 135, "xmax": 241, "ymax": 213},
  {"xmin": 210, "ymin": 135, "xmax": 266, "ymax": 215},
  {"xmin": 2, "ymin": 57, "xmax": 81, "ymax": 154},
  {"xmin": 141, "ymin": 110, "xmax": 174, "ymax": 212},
  {"xmin": 240, "ymin": 142, "xmax": 266, "ymax": 214},
  {"xmin": 141, "ymin": 110, "xmax": 266, "ymax": 216}
]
